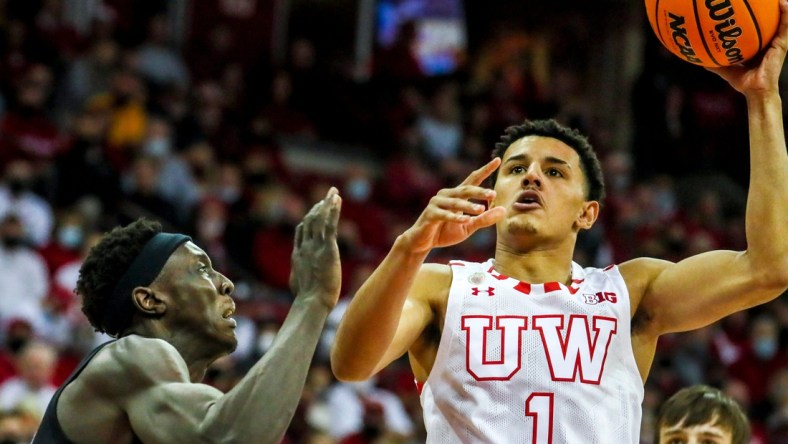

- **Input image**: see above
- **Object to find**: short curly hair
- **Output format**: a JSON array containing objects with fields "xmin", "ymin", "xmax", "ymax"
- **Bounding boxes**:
[
  {"xmin": 491, "ymin": 119, "xmax": 605, "ymax": 203},
  {"xmin": 77, "ymin": 219, "xmax": 162, "ymax": 336}
]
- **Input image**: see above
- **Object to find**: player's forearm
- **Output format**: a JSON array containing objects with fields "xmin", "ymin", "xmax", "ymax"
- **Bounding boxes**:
[
  {"xmin": 331, "ymin": 235, "xmax": 428, "ymax": 380},
  {"xmin": 744, "ymin": 92, "xmax": 788, "ymax": 287},
  {"xmin": 201, "ymin": 294, "xmax": 330, "ymax": 443}
]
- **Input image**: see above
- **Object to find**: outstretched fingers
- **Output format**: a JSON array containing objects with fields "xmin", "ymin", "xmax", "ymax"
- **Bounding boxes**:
[
  {"xmin": 460, "ymin": 157, "xmax": 502, "ymax": 187},
  {"xmin": 324, "ymin": 188, "xmax": 342, "ymax": 239}
]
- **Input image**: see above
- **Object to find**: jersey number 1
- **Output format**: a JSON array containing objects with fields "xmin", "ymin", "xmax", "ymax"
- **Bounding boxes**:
[{"xmin": 525, "ymin": 392, "xmax": 554, "ymax": 444}]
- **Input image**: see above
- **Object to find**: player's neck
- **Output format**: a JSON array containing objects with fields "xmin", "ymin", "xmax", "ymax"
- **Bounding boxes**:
[
  {"xmin": 493, "ymin": 244, "xmax": 575, "ymax": 285},
  {"xmin": 125, "ymin": 324, "xmax": 214, "ymax": 382}
]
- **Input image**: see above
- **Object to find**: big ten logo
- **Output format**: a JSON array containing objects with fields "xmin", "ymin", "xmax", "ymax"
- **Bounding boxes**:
[{"xmin": 582, "ymin": 292, "xmax": 617, "ymax": 305}]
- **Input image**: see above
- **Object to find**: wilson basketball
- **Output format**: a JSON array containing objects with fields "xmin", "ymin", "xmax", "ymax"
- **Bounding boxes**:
[{"xmin": 645, "ymin": 0, "xmax": 780, "ymax": 67}]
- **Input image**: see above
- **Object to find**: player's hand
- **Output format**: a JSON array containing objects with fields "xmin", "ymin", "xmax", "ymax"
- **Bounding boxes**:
[
  {"xmin": 400, "ymin": 158, "xmax": 507, "ymax": 255},
  {"xmin": 289, "ymin": 187, "xmax": 342, "ymax": 308},
  {"xmin": 707, "ymin": 0, "xmax": 788, "ymax": 96}
]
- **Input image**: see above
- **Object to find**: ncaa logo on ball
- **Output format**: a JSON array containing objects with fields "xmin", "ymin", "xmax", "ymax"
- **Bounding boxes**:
[{"xmin": 667, "ymin": 12, "xmax": 702, "ymax": 63}]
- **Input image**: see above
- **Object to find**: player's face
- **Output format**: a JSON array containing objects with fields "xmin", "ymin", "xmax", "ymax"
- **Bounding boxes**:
[
  {"xmin": 492, "ymin": 136, "xmax": 594, "ymax": 243},
  {"xmin": 157, "ymin": 242, "xmax": 237, "ymax": 355},
  {"xmin": 659, "ymin": 420, "xmax": 733, "ymax": 444}
]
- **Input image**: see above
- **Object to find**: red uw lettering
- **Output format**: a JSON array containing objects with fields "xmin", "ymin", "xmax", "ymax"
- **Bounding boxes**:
[{"xmin": 462, "ymin": 314, "xmax": 617, "ymax": 384}]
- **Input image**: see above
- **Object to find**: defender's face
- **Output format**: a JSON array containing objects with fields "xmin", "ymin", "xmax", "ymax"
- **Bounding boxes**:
[
  {"xmin": 659, "ymin": 420, "xmax": 733, "ymax": 444},
  {"xmin": 159, "ymin": 242, "xmax": 237, "ymax": 354},
  {"xmin": 493, "ymin": 136, "xmax": 592, "ymax": 242}
]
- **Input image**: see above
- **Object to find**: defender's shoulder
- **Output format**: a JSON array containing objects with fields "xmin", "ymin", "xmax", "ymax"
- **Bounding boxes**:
[{"xmin": 87, "ymin": 337, "xmax": 190, "ymax": 390}]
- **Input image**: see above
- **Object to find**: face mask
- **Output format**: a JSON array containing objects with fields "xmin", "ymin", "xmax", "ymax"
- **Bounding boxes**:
[
  {"xmin": 143, "ymin": 137, "xmax": 172, "ymax": 158},
  {"xmin": 1, "ymin": 236, "xmax": 24, "ymax": 249},
  {"xmin": 265, "ymin": 203, "xmax": 285, "ymax": 223},
  {"xmin": 7, "ymin": 179, "xmax": 31, "ymax": 195},
  {"xmin": 218, "ymin": 186, "xmax": 240, "ymax": 203},
  {"xmin": 6, "ymin": 336, "xmax": 27, "ymax": 354},
  {"xmin": 57, "ymin": 225, "xmax": 84, "ymax": 249},
  {"xmin": 754, "ymin": 337, "xmax": 777, "ymax": 360},
  {"xmin": 346, "ymin": 178, "xmax": 371, "ymax": 202}
]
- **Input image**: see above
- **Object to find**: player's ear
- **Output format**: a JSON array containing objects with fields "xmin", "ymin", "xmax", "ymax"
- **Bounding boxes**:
[
  {"xmin": 132, "ymin": 287, "xmax": 167, "ymax": 315},
  {"xmin": 574, "ymin": 200, "xmax": 599, "ymax": 231}
]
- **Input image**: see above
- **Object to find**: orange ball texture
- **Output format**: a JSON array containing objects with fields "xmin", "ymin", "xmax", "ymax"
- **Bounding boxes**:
[{"xmin": 646, "ymin": 0, "xmax": 780, "ymax": 67}]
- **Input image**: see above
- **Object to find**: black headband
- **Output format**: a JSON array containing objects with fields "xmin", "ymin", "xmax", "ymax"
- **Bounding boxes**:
[{"xmin": 103, "ymin": 232, "xmax": 191, "ymax": 336}]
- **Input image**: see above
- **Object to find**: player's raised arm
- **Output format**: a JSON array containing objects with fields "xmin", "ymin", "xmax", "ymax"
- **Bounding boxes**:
[
  {"xmin": 626, "ymin": 1, "xmax": 788, "ymax": 336},
  {"xmin": 331, "ymin": 158, "xmax": 506, "ymax": 381},
  {"xmin": 207, "ymin": 188, "xmax": 342, "ymax": 442}
]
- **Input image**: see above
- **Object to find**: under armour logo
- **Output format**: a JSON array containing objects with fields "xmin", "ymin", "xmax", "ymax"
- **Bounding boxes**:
[{"xmin": 471, "ymin": 287, "xmax": 495, "ymax": 297}]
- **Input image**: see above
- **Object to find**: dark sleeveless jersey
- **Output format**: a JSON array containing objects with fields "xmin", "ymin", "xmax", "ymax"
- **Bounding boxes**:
[{"xmin": 32, "ymin": 340, "xmax": 142, "ymax": 444}]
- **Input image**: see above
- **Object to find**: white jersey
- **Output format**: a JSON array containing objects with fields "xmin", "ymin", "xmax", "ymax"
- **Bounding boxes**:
[{"xmin": 420, "ymin": 259, "xmax": 643, "ymax": 444}]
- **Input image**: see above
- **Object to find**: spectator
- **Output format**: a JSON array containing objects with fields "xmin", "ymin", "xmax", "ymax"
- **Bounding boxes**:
[
  {"xmin": 0, "ymin": 160, "xmax": 54, "ymax": 247},
  {"xmin": 729, "ymin": 314, "xmax": 788, "ymax": 416},
  {"xmin": 654, "ymin": 384, "xmax": 750, "ymax": 444},
  {"xmin": 0, "ymin": 408, "xmax": 38, "ymax": 444},
  {"xmin": 58, "ymin": 38, "xmax": 120, "ymax": 115},
  {"xmin": 133, "ymin": 14, "xmax": 190, "ymax": 89},
  {"xmin": 0, "ymin": 341, "xmax": 58, "ymax": 420},
  {"xmin": 0, "ymin": 64, "xmax": 63, "ymax": 171},
  {"xmin": 325, "ymin": 378, "xmax": 414, "ymax": 443},
  {"xmin": 0, "ymin": 215, "xmax": 49, "ymax": 330},
  {"xmin": 120, "ymin": 155, "xmax": 179, "ymax": 227}
]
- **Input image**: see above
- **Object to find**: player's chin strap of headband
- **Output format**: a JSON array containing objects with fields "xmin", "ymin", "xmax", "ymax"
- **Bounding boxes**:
[{"xmin": 104, "ymin": 232, "xmax": 191, "ymax": 337}]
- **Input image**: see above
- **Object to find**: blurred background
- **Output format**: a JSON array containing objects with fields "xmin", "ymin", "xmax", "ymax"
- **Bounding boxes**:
[{"xmin": 0, "ymin": 0, "xmax": 785, "ymax": 442}]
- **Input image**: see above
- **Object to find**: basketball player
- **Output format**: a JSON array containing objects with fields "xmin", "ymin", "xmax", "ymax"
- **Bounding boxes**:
[
  {"xmin": 331, "ymin": 2, "xmax": 788, "ymax": 441},
  {"xmin": 32, "ymin": 188, "xmax": 342, "ymax": 443},
  {"xmin": 655, "ymin": 385, "xmax": 750, "ymax": 444}
]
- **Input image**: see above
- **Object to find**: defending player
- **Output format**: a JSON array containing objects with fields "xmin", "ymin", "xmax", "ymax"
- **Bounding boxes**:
[{"xmin": 33, "ymin": 189, "xmax": 342, "ymax": 443}]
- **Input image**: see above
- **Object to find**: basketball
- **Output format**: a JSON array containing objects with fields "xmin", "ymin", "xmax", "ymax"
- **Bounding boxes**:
[{"xmin": 645, "ymin": 0, "xmax": 781, "ymax": 67}]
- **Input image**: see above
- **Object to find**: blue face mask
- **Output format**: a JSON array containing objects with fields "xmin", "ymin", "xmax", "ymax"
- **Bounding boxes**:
[
  {"xmin": 57, "ymin": 225, "xmax": 83, "ymax": 249},
  {"xmin": 346, "ymin": 179, "xmax": 371, "ymax": 202},
  {"xmin": 143, "ymin": 137, "xmax": 172, "ymax": 158},
  {"xmin": 753, "ymin": 337, "xmax": 777, "ymax": 360}
]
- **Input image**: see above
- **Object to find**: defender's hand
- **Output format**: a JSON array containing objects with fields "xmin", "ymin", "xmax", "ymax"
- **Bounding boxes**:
[
  {"xmin": 707, "ymin": 0, "xmax": 788, "ymax": 96},
  {"xmin": 401, "ymin": 158, "xmax": 507, "ymax": 255},
  {"xmin": 289, "ymin": 187, "xmax": 342, "ymax": 308}
]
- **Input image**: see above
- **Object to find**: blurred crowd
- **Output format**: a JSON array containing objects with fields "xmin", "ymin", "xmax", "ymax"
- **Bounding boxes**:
[{"xmin": 0, "ymin": 1, "xmax": 784, "ymax": 443}]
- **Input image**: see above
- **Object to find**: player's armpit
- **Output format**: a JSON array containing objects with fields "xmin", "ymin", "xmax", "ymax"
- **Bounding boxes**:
[
  {"xmin": 126, "ymin": 382, "xmax": 225, "ymax": 443},
  {"xmin": 624, "ymin": 250, "xmax": 784, "ymax": 337}
]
